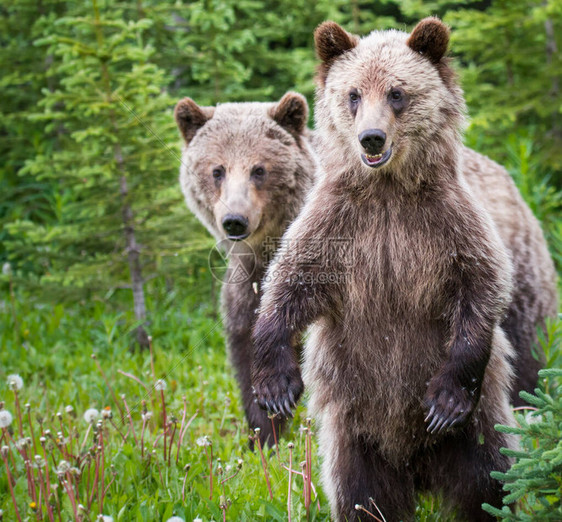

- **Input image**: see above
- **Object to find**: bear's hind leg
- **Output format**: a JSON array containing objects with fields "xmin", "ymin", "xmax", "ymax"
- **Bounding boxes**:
[
  {"xmin": 319, "ymin": 415, "xmax": 415, "ymax": 522},
  {"xmin": 419, "ymin": 422, "xmax": 512, "ymax": 521}
]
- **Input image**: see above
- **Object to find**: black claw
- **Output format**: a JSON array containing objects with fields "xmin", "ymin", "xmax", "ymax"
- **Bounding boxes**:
[
  {"xmin": 288, "ymin": 390, "xmax": 296, "ymax": 407},
  {"xmin": 283, "ymin": 399, "xmax": 292, "ymax": 417}
]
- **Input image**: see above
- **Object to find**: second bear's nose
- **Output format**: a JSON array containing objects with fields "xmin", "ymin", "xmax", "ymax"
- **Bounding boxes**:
[
  {"xmin": 359, "ymin": 129, "xmax": 386, "ymax": 155},
  {"xmin": 222, "ymin": 214, "xmax": 249, "ymax": 239}
]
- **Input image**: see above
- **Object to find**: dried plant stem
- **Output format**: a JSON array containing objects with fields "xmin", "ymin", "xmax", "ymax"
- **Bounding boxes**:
[
  {"xmin": 13, "ymin": 389, "xmax": 24, "ymax": 438},
  {"xmin": 287, "ymin": 444, "xmax": 294, "ymax": 522},
  {"xmin": 1, "ymin": 450, "xmax": 23, "ymax": 522},
  {"xmin": 117, "ymin": 370, "xmax": 149, "ymax": 392},
  {"xmin": 204, "ymin": 445, "xmax": 214, "ymax": 500},
  {"xmin": 369, "ymin": 498, "xmax": 387, "ymax": 522},
  {"xmin": 121, "ymin": 396, "xmax": 138, "ymax": 445},
  {"xmin": 355, "ymin": 503, "xmax": 383, "ymax": 521},
  {"xmin": 160, "ymin": 389, "xmax": 167, "ymax": 462},
  {"xmin": 270, "ymin": 415, "xmax": 280, "ymax": 466},
  {"xmin": 167, "ymin": 421, "xmax": 177, "ymax": 466},
  {"xmin": 254, "ymin": 430, "xmax": 273, "ymax": 500}
]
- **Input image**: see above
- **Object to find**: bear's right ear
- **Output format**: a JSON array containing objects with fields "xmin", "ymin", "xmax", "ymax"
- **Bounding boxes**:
[
  {"xmin": 174, "ymin": 97, "xmax": 215, "ymax": 144},
  {"xmin": 314, "ymin": 21, "xmax": 359, "ymax": 84},
  {"xmin": 270, "ymin": 92, "xmax": 309, "ymax": 137}
]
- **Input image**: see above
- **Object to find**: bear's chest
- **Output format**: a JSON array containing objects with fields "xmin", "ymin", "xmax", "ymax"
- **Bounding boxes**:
[{"xmin": 347, "ymin": 202, "xmax": 454, "ymax": 315}]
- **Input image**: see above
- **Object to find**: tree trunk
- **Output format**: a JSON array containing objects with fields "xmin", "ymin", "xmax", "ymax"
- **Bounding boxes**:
[{"xmin": 119, "ymin": 159, "xmax": 149, "ymax": 349}]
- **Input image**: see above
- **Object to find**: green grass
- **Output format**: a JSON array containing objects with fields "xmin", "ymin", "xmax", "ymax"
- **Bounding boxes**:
[{"xmin": 0, "ymin": 286, "xmax": 560, "ymax": 521}]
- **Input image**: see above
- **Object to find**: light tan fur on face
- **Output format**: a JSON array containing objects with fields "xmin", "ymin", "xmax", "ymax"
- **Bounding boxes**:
[{"xmin": 176, "ymin": 94, "xmax": 316, "ymax": 247}]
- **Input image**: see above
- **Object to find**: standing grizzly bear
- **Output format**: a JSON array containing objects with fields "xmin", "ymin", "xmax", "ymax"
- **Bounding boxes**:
[
  {"xmin": 174, "ymin": 93, "xmax": 316, "ymax": 446},
  {"xmin": 251, "ymin": 18, "xmax": 557, "ymax": 521}
]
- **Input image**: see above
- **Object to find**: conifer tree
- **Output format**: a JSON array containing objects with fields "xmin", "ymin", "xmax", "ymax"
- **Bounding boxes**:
[{"xmin": 6, "ymin": 0, "xmax": 195, "ymax": 347}]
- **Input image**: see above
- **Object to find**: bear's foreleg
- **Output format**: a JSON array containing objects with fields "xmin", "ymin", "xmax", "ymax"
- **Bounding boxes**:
[
  {"xmin": 252, "ymin": 265, "xmax": 341, "ymax": 417},
  {"xmin": 424, "ymin": 260, "xmax": 508, "ymax": 434}
]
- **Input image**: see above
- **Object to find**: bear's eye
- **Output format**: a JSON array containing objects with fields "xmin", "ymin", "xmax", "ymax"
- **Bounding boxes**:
[
  {"xmin": 349, "ymin": 89, "xmax": 361, "ymax": 104},
  {"xmin": 251, "ymin": 165, "xmax": 266, "ymax": 179},
  {"xmin": 390, "ymin": 89, "xmax": 402, "ymax": 101},
  {"xmin": 212, "ymin": 166, "xmax": 225, "ymax": 180}
]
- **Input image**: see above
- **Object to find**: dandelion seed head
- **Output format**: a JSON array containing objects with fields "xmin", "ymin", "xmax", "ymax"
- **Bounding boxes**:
[
  {"xmin": 154, "ymin": 379, "xmax": 167, "ymax": 391},
  {"xmin": 57, "ymin": 460, "xmax": 71, "ymax": 474},
  {"xmin": 0, "ymin": 410, "xmax": 13, "ymax": 428},
  {"xmin": 83, "ymin": 408, "xmax": 99, "ymax": 423},
  {"xmin": 196, "ymin": 436, "xmax": 210, "ymax": 447},
  {"xmin": 1, "ymin": 446, "xmax": 9, "ymax": 457},
  {"xmin": 7, "ymin": 374, "xmax": 23, "ymax": 391},
  {"xmin": 97, "ymin": 517, "xmax": 114, "ymax": 522},
  {"xmin": 142, "ymin": 411, "xmax": 152, "ymax": 421},
  {"xmin": 102, "ymin": 407, "xmax": 112, "ymax": 419},
  {"xmin": 166, "ymin": 517, "xmax": 184, "ymax": 522},
  {"xmin": 2, "ymin": 262, "xmax": 12, "ymax": 275},
  {"xmin": 65, "ymin": 405, "xmax": 74, "ymax": 414}
]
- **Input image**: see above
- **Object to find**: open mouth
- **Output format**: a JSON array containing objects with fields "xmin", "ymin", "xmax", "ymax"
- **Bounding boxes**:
[
  {"xmin": 227, "ymin": 233, "xmax": 250, "ymax": 241},
  {"xmin": 361, "ymin": 147, "xmax": 393, "ymax": 169}
]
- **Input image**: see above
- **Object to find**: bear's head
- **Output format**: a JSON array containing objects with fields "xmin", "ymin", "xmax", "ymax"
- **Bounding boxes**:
[
  {"xmin": 314, "ymin": 17, "xmax": 465, "ymax": 184},
  {"xmin": 175, "ymin": 93, "xmax": 313, "ymax": 247}
]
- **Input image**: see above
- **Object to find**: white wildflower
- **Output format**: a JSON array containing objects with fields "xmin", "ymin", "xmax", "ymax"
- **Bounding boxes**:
[
  {"xmin": 154, "ymin": 379, "xmax": 167, "ymax": 391},
  {"xmin": 193, "ymin": 519, "xmax": 202, "ymax": 522},
  {"xmin": 142, "ymin": 411, "xmax": 152, "ymax": 422},
  {"xmin": 2, "ymin": 262, "xmax": 12, "ymax": 275},
  {"xmin": 7, "ymin": 374, "xmax": 23, "ymax": 391},
  {"xmin": 65, "ymin": 405, "xmax": 74, "ymax": 414},
  {"xmin": 97, "ymin": 516, "xmax": 114, "ymax": 522},
  {"xmin": 166, "ymin": 518, "xmax": 185, "ymax": 522},
  {"xmin": 101, "ymin": 407, "xmax": 112, "ymax": 419},
  {"xmin": 196, "ymin": 436, "xmax": 211, "ymax": 447},
  {"xmin": 0, "ymin": 410, "xmax": 13, "ymax": 428},
  {"xmin": 83, "ymin": 408, "xmax": 99, "ymax": 423}
]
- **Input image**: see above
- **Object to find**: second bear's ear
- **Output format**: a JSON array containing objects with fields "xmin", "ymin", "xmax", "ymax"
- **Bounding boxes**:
[
  {"xmin": 174, "ymin": 97, "xmax": 215, "ymax": 144},
  {"xmin": 407, "ymin": 17, "xmax": 450, "ymax": 63},
  {"xmin": 270, "ymin": 92, "xmax": 309, "ymax": 136}
]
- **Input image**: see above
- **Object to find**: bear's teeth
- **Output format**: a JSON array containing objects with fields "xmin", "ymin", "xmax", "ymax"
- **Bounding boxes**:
[{"xmin": 368, "ymin": 154, "xmax": 382, "ymax": 161}]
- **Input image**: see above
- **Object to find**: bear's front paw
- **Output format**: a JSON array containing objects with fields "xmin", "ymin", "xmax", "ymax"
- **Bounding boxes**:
[
  {"xmin": 423, "ymin": 373, "xmax": 478, "ymax": 434},
  {"xmin": 252, "ymin": 362, "xmax": 303, "ymax": 419}
]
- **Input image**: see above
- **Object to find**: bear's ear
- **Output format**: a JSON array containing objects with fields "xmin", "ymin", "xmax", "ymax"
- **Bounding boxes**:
[
  {"xmin": 174, "ymin": 97, "xmax": 215, "ymax": 144},
  {"xmin": 314, "ymin": 21, "xmax": 359, "ymax": 64},
  {"xmin": 270, "ymin": 92, "xmax": 309, "ymax": 136},
  {"xmin": 407, "ymin": 17, "xmax": 450, "ymax": 63}
]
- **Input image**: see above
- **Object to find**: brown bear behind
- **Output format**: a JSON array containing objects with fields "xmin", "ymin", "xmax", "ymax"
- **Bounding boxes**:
[
  {"xmin": 252, "ymin": 18, "xmax": 556, "ymax": 521},
  {"xmin": 175, "ymin": 93, "xmax": 316, "ymax": 446}
]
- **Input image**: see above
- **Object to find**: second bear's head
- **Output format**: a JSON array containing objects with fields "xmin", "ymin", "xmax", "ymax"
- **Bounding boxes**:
[
  {"xmin": 314, "ymin": 17, "xmax": 466, "ymax": 179},
  {"xmin": 175, "ymin": 93, "xmax": 315, "ymax": 246}
]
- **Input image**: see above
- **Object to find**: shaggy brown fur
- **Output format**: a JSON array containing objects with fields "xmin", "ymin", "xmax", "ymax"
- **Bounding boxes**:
[
  {"xmin": 252, "ymin": 18, "xmax": 556, "ymax": 521},
  {"xmin": 175, "ymin": 93, "xmax": 316, "ymax": 446}
]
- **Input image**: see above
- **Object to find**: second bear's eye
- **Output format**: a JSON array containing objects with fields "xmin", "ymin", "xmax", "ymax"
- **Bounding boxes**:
[
  {"xmin": 349, "ymin": 89, "xmax": 361, "ymax": 103},
  {"xmin": 251, "ymin": 165, "xmax": 266, "ymax": 179},
  {"xmin": 212, "ymin": 166, "xmax": 225, "ymax": 180}
]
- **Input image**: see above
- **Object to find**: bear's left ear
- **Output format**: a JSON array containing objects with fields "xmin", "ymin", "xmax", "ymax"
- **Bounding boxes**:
[
  {"xmin": 270, "ymin": 92, "xmax": 309, "ymax": 136},
  {"xmin": 407, "ymin": 17, "xmax": 450, "ymax": 63}
]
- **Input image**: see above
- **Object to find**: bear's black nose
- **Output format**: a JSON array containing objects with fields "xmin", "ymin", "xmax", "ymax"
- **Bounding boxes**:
[
  {"xmin": 359, "ymin": 129, "xmax": 386, "ymax": 155},
  {"xmin": 222, "ymin": 214, "xmax": 249, "ymax": 239}
]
